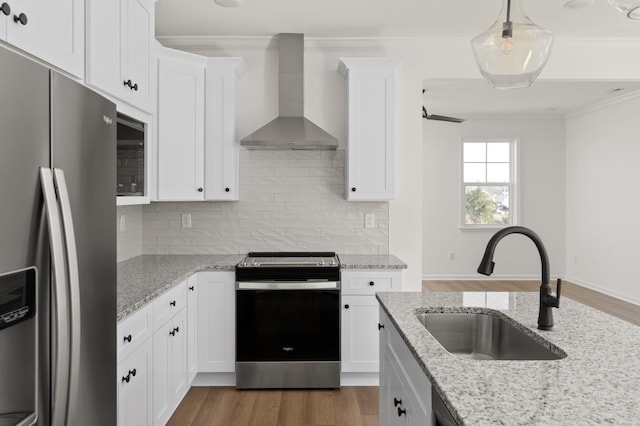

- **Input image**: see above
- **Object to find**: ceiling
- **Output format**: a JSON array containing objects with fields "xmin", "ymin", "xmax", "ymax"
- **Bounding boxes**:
[{"xmin": 155, "ymin": 0, "xmax": 640, "ymax": 117}]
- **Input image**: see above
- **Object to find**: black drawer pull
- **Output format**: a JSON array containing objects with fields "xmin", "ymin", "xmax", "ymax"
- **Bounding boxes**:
[
  {"xmin": 129, "ymin": 368, "xmax": 137, "ymax": 377},
  {"xmin": 225, "ymin": 187, "xmax": 230, "ymax": 192},
  {"xmin": 169, "ymin": 330, "xmax": 176, "ymax": 336},
  {"xmin": 378, "ymin": 323, "xmax": 385, "ymax": 330},
  {"xmin": 369, "ymin": 281, "xmax": 375, "ymax": 286},
  {"xmin": 169, "ymin": 300, "xmax": 176, "ymax": 307},
  {"xmin": 344, "ymin": 304, "xmax": 350, "ymax": 309},
  {"xmin": 173, "ymin": 326, "xmax": 180, "ymax": 334},
  {"xmin": 13, "ymin": 12, "xmax": 27, "ymax": 25},
  {"xmin": 393, "ymin": 397, "xmax": 402, "ymax": 407},
  {"xmin": 351, "ymin": 187, "xmax": 356, "ymax": 192},
  {"xmin": 397, "ymin": 407, "xmax": 407, "ymax": 416},
  {"xmin": 122, "ymin": 374, "xmax": 130, "ymax": 383},
  {"xmin": 189, "ymin": 286, "xmax": 194, "ymax": 291},
  {"xmin": 123, "ymin": 334, "xmax": 132, "ymax": 343}
]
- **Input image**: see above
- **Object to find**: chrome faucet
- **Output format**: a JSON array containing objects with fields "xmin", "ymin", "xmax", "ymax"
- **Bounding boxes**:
[{"xmin": 477, "ymin": 226, "xmax": 562, "ymax": 330}]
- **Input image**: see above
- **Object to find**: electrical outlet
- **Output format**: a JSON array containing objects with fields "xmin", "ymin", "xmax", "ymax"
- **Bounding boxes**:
[
  {"xmin": 119, "ymin": 214, "xmax": 126, "ymax": 232},
  {"xmin": 181, "ymin": 213, "xmax": 192, "ymax": 228},
  {"xmin": 365, "ymin": 213, "xmax": 376, "ymax": 228},
  {"xmin": 448, "ymin": 251, "xmax": 455, "ymax": 261}
]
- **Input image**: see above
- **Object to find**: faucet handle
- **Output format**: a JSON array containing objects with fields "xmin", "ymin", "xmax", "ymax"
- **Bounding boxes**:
[{"xmin": 555, "ymin": 278, "xmax": 562, "ymax": 308}]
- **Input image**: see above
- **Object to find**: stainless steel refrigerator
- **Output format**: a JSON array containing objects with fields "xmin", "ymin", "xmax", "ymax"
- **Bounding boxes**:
[{"xmin": 0, "ymin": 46, "xmax": 117, "ymax": 425}]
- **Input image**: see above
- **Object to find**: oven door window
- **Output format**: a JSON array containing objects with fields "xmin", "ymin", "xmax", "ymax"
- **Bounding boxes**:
[{"xmin": 236, "ymin": 289, "xmax": 340, "ymax": 362}]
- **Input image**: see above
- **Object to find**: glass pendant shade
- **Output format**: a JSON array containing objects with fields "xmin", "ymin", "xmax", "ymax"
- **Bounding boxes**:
[
  {"xmin": 471, "ymin": 0, "xmax": 554, "ymax": 89},
  {"xmin": 608, "ymin": 0, "xmax": 640, "ymax": 18}
]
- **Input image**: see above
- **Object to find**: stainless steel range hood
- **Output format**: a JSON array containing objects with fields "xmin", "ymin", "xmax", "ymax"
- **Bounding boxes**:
[{"xmin": 241, "ymin": 33, "xmax": 338, "ymax": 150}]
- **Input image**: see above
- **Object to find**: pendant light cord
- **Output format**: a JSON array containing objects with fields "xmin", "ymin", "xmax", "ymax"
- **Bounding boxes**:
[{"xmin": 502, "ymin": 0, "xmax": 513, "ymax": 39}]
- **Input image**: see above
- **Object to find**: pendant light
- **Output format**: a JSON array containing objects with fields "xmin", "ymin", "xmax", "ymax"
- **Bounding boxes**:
[
  {"xmin": 471, "ymin": 0, "xmax": 554, "ymax": 89},
  {"xmin": 607, "ymin": 0, "xmax": 640, "ymax": 18}
]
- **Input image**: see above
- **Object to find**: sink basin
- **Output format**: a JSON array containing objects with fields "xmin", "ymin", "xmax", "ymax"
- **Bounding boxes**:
[{"xmin": 416, "ymin": 311, "xmax": 566, "ymax": 360}]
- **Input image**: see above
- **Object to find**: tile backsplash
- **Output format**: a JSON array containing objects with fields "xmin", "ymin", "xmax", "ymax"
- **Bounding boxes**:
[
  {"xmin": 141, "ymin": 150, "xmax": 389, "ymax": 255},
  {"xmin": 117, "ymin": 205, "xmax": 143, "ymax": 262}
]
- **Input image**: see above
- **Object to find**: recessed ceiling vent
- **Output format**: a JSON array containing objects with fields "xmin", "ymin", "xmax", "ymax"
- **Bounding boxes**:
[{"xmin": 240, "ymin": 33, "xmax": 338, "ymax": 150}]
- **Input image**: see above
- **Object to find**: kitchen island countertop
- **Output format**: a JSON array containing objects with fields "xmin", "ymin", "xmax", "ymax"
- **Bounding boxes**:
[
  {"xmin": 377, "ymin": 291, "xmax": 640, "ymax": 425},
  {"xmin": 118, "ymin": 253, "xmax": 406, "ymax": 321}
]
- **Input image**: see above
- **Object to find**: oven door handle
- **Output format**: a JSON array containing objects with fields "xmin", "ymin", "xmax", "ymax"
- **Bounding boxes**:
[{"xmin": 236, "ymin": 281, "xmax": 340, "ymax": 290}]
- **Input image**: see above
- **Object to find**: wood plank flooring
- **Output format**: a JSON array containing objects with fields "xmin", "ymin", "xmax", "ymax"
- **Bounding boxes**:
[
  {"xmin": 169, "ymin": 280, "xmax": 639, "ymax": 425},
  {"xmin": 167, "ymin": 386, "xmax": 378, "ymax": 426},
  {"xmin": 423, "ymin": 279, "xmax": 640, "ymax": 326}
]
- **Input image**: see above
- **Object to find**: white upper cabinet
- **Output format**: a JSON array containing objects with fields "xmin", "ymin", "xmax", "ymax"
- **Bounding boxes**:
[
  {"xmin": 338, "ymin": 58, "xmax": 400, "ymax": 201},
  {"xmin": 156, "ymin": 47, "xmax": 245, "ymax": 201},
  {"xmin": 86, "ymin": 0, "xmax": 155, "ymax": 112},
  {"xmin": 157, "ymin": 52, "xmax": 206, "ymax": 201},
  {"xmin": 204, "ymin": 59, "xmax": 245, "ymax": 201},
  {"xmin": 0, "ymin": 0, "xmax": 84, "ymax": 77}
]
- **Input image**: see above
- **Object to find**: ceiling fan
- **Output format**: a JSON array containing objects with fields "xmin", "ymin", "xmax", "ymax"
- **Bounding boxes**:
[{"xmin": 422, "ymin": 90, "xmax": 466, "ymax": 123}]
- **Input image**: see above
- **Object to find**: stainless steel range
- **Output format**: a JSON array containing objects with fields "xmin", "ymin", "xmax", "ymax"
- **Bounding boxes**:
[{"xmin": 235, "ymin": 252, "xmax": 340, "ymax": 389}]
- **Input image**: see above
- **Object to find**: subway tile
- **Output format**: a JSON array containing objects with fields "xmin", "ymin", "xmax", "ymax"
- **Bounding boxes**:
[
  {"xmin": 238, "ymin": 219, "xmax": 274, "ymax": 229},
  {"xmin": 285, "ymin": 228, "xmax": 322, "ymax": 237},
  {"xmin": 251, "ymin": 202, "xmax": 286, "ymax": 211},
  {"xmin": 251, "ymin": 176, "xmax": 288, "ymax": 185},
  {"xmin": 251, "ymin": 228, "xmax": 288, "ymax": 237},
  {"xmin": 143, "ymin": 228, "xmax": 182, "ymax": 237},
  {"xmin": 261, "ymin": 211, "xmax": 297, "ymax": 220},
  {"xmin": 275, "ymin": 168, "xmax": 309, "ymax": 177},
  {"xmin": 225, "ymin": 211, "xmax": 263, "ymax": 220},
  {"xmin": 248, "ymin": 150, "xmax": 287, "ymax": 160}
]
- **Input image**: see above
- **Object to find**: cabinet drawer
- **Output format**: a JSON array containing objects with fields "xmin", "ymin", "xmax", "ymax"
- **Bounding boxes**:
[
  {"xmin": 153, "ymin": 281, "xmax": 187, "ymax": 330},
  {"xmin": 117, "ymin": 303, "xmax": 152, "ymax": 361},
  {"xmin": 341, "ymin": 270, "xmax": 402, "ymax": 295}
]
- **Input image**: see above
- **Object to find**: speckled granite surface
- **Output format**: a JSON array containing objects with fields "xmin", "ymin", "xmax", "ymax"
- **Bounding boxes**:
[
  {"xmin": 117, "ymin": 254, "xmax": 243, "ymax": 321},
  {"xmin": 377, "ymin": 292, "xmax": 640, "ymax": 425},
  {"xmin": 338, "ymin": 254, "xmax": 406, "ymax": 269},
  {"xmin": 118, "ymin": 253, "xmax": 406, "ymax": 321}
]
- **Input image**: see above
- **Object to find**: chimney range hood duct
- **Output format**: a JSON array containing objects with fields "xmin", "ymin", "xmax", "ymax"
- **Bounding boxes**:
[{"xmin": 240, "ymin": 33, "xmax": 338, "ymax": 150}]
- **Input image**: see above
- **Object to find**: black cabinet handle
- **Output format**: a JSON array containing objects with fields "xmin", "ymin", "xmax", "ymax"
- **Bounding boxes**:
[
  {"xmin": 344, "ymin": 304, "xmax": 350, "ymax": 309},
  {"xmin": 169, "ymin": 300, "xmax": 176, "ymax": 307},
  {"xmin": 225, "ymin": 187, "xmax": 230, "ymax": 192},
  {"xmin": 1, "ymin": 3, "xmax": 10, "ymax": 16},
  {"xmin": 169, "ymin": 330, "xmax": 176, "ymax": 336},
  {"xmin": 351, "ymin": 187, "xmax": 356, "ymax": 192},
  {"xmin": 397, "ymin": 407, "xmax": 407, "ymax": 417},
  {"xmin": 174, "ymin": 326, "xmax": 180, "ymax": 333},
  {"xmin": 121, "ymin": 374, "xmax": 130, "ymax": 383},
  {"xmin": 189, "ymin": 286, "xmax": 194, "ymax": 291},
  {"xmin": 197, "ymin": 187, "xmax": 203, "ymax": 192},
  {"xmin": 393, "ymin": 397, "xmax": 402, "ymax": 407},
  {"xmin": 129, "ymin": 368, "xmax": 137, "ymax": 377},
  {"xmin": 369, "ymin": 281, "xmax": 375, "ymax": 286},
  {"xmin": 132, "ymin": 83, "xmax": 138, "ymax": 91},
  {"xmin": 13, "ymin": 12, "xmax": 27, "ymax": 25},
  {"xmin": 123, "ymin": 79, "xmax": 132, "ymax": 88},
  {"xmin": 378, "ymin": 323, "xmax": 385, "ymax": 330},
  {"xmin": 123, "ymin": 334, "xmax": 132, "ymax": 343}
]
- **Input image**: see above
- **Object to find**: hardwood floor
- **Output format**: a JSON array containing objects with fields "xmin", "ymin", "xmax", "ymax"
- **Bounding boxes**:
[
  {"xmin": 167, "ymin": 386, "xmax": 379, "ymax": 426},
  {"xmin": 423, "ymin": 280, "xmax": 640, "ymax": 326},
  {"xmin": 170, "ymin": 280, "xmax": 639, "ymax": 425}
]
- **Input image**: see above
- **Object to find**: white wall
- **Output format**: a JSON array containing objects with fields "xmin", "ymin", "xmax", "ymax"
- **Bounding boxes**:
[
  {"xmin": 565, "ymin": 95, "xmax": 640, "ymax": 305},
  {"xmin": 422, "ymin": 118, "xmax": 566, "ymax": 280}
]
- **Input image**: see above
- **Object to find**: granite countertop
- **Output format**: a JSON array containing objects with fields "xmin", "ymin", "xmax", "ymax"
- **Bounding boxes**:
[
  {"xmin": 376, "ymin": 291, "xmax": 640, "ymax": 425},
  {"xmin": 118, "ymin": 253, "xmax": 406, "ymax": 322}
]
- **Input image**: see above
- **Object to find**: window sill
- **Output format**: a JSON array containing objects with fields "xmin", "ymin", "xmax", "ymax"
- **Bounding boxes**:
[{"xmin": 458, "ymin": 224, "xmax": 513, "ymax": 231}]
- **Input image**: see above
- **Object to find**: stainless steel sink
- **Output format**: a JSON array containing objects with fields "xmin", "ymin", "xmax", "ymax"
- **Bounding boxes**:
[{"xmin": 416, "ymin": 311, "xmax": 566, "ymax": 360}]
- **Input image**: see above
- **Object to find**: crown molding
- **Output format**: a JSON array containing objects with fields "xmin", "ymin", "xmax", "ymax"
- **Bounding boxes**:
[{"xmin": 565, "ymin": 88, "xmax": 640, "ymax": 119}]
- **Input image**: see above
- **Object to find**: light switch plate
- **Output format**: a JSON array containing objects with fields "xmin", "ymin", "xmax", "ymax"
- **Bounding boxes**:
[
  {"xmin": 119, "ymin": 214, "xmax": 126, "ymax": 232},
  {"xmin": 181, "ymin": 213, "xmax": 192, "ymax": 228},
  {"xmin": 365, "ymin": 213, "xmax": 375, "ymax": 228}
]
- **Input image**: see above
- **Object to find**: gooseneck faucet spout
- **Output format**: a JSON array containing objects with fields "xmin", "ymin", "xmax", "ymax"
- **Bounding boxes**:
[{"xmin": 477, "ymin": 226, "xmax": 561, "ymax": 330}]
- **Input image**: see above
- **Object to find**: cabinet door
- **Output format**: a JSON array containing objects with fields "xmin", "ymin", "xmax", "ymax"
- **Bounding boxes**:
[
  {"xmin": 118, "ymin": 338, "xmax": 153, "ymax": 426},
  {"xmin": 204, "ymin": 64, "xmax": 242, "ymax": 200},
  {"xmin": 121, "ymin": 0, "xmax": 152, "ymax": 107},
  {"xmin": 186, "ymin": 275, "xmax": 198, "ymax": 384},
  {"xmin": 152, "ymin": 320, "xmax": 172, "ymax": 426},
  {"xmin": 342, "ymin": 295, "xmax": 380, "ymax": 373},
  {"xmin": 5, "ymin": 0, "xmax": 84, "ymax": 77},
  {"xmin": 86, "ymin": 0, "xmax": 153, "ymax": 111},
  {"xmin": 197, "ymin": 272, "xmax": 235, "ymax": 372},
  {"xmin": 339, "ymin": 59, "xmax": 400, "ymax": 201},
  {"xmin": 157, "ymin": 57, "xmax": 205, "ymax": 201},
  {"xmin": 169, "ymin": 309, "xmax": 188, "ymax": 407}
]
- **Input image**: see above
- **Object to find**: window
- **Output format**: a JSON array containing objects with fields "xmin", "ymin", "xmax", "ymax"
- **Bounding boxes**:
[{"xmin": 462, "ymin": 139, "xmax": 516, "ymax": 227}]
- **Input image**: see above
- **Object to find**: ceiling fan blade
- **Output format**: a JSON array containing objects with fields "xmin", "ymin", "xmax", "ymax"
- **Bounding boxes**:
[{"xmin": 422, "ymin": 105, "xmax": 465, "ymax": 123}]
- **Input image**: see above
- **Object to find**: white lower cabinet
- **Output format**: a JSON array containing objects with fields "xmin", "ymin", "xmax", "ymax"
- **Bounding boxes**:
[
  {"xmin": 117, "ymin": 334, "xmax": 153, "ymax": 426},
  {"xmin": 186, "ymin": 274, "xmax": 198, "ymax": 384},
  {"xmin": 152, "ymin": 306, "xmax": 187, "ymax": 426},
  {"xmin": 379, "ymin": 308, "xmax": 432, "ymax": 426},
  {"xmin": 196, "ymin": 271, "xmax": 235, "ymax": 372},
  {"xmin": 341, "ymin": 270, "xmax": 402, "ymax": 379}
]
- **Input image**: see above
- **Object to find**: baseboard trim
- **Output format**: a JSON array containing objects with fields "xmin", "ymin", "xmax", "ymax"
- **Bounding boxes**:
[
  {"xmin": 191, "ymin": 372, "xmax": 380, "ymax": 387},
  {"xmin": 564, "ymin": 276, "xmax": 640, "ymax": 307}
]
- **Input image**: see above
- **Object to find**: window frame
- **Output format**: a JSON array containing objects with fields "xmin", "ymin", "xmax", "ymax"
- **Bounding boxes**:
[{"xmin": 460, "ymin": 137, "xmax": 518, "ymax": 230}]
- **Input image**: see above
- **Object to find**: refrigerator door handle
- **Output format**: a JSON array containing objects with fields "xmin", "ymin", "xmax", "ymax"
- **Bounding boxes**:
[
  {"xmin": 52, "ymin": 168, "xmax": 81, "ymax": 423},
  {"xmin": 39, "ymin": 167, "xmax": 70, "ymax": 426}
]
